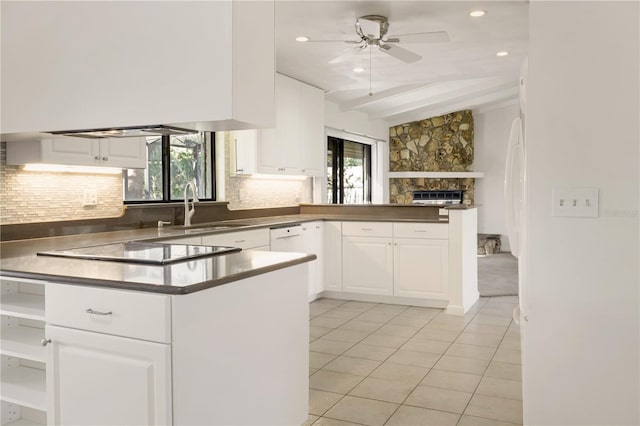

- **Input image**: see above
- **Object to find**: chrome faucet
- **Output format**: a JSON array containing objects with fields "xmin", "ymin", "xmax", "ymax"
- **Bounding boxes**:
[{"xmin": 183, "ymin": 181, "xmax": 199, "ymax": 227}]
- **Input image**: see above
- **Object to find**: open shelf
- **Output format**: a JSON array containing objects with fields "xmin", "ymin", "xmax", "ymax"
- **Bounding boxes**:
[
  {"xmin": 1, "ymin": 327, "xmax": 46, "ymax": 363},
  {"xmin": 0, "ymin": 367, "xmax": 47, "ymax": 411},
  {"xmin": 0, "ymin": 294, "xmax": 45, "ymax": 322}
]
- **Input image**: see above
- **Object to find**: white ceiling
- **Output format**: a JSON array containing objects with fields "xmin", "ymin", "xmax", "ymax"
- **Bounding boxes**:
[{"xmin": 275, "ymin": 1, "xmax": 529, "ymax": 124}]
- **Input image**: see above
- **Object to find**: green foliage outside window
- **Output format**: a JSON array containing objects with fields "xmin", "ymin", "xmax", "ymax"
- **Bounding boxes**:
[{"xmin": 124, "ymin": 133, "xmax": 213, "ymax": 202}]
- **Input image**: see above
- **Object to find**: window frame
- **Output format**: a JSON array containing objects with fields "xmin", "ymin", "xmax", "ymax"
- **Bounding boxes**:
[
  {"xmin": 327, "ymin": 136, "xmax": 372, "ymax": 205},
  {"xmin": 123, "ymin": 132, "xmax": 216, "ymax": 204}
]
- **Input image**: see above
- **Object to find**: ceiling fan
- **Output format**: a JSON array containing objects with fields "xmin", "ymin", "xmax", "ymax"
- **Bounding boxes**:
[{"xmin": 306, "ymin": 15, "xmax": 450, "ymax": 64}]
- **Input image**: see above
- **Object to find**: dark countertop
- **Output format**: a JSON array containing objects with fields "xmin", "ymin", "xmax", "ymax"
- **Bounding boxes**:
[
  {"xmin": 0, "ymin": 249, "xmax": 315, "ymax": 295},
  {"xmin": 0, "ymin": 209, "xmax": 477, "ymax": 295}
]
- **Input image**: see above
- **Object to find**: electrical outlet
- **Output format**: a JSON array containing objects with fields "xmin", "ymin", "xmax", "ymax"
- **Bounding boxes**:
[
  {"xmin": 552, "ymin": 187, "xmax": 598, "ymax": 218},
  {"xmin": 82, "ymin": 190, "xmax": 97, "ymax": 206}
]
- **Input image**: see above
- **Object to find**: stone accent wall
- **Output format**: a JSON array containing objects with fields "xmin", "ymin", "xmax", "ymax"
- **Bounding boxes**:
[
  {"xmin": 0, "ymin": 142, "xmax": 124, "ymax": 225},
  {"xmin": 389, "ymin": 110, "xmax": 475, "ymax": 204},
  {"xmin": 222, "ymin": 134, "xmax": 312, "ymax": 209}
]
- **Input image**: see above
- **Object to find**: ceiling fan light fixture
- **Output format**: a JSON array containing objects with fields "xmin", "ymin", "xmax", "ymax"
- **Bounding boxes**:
[
  {"xmin": 353, "ymin": 67, "xmax": 365, "ymax": 73},
  {"xmin": 469, "ymin": 10, "xmax": 486, "ymax": 17},
  {"xmin": 295, "ymin": 36, "xmax": 309, "ymax": 42},
  {"xmin": 496, "ymin": 50, "xmax": 509, "ymax": 57}
]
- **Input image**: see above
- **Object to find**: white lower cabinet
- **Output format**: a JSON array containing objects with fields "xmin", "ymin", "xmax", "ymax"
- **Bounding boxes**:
[
  {"xmin": 36, "ymin": 265, "xmax": 309, "ymax": 426},
  {"xmin": 46, "ymin": 325, "xmax": 171, "ymax": 426},
  {"xmin": 342, "ymin": 236, "xmax": 394, "ymax": 296},
  {"xmin": 45, "ymin": 284, "xmax": 171, "ymax": 426},
  {"xmin": 301, "ymin": 222, "xmax": 323, "ymax": 298},
  {"xmin": 336, "ymin": 221, "xmax": 449, "ymax": 301},
  {"xmin": 393, "ymin": 238, "xmax": 448, "ymax": 300},
  {"xmin": 323, "ymin": 222, "xmax": 342, "ymax": 292}
]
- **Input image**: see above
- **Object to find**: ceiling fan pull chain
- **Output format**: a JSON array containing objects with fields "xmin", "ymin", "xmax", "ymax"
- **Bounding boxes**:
[{"xmin": 369, "ymin": 47, "xmax": 373, "ymax": 96}]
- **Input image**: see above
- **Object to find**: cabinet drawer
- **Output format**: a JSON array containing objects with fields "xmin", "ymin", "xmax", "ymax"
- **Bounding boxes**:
[
  {"xmin": 393, "ymin": 223, "xmax": 449, "ymax": 239},
  {"xmin": 46, "ymin": 284, "xmax": 171, "ymax": 343},
  {"xmin": 342, "ymin": 222, "xmax": 393, "ymax": 237},
  {"xmin": 201, "ymin": 229, "xmax": 270, "ymax": 250}
]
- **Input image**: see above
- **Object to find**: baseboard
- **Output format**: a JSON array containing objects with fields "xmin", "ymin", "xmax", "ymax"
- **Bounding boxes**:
[{"xmin": 315, "ymin": 291, "xmax": 449, "ymax": 309}]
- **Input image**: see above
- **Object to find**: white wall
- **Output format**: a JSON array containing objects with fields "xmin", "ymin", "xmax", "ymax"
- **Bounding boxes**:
[
  {"xmin": 524, "ymin": 2, "xmax": 639, "ymax": 425},
  {"xmin": 324, "ymin": 101, "xmax": 390, "ymax": 203},
  {"xmin": 473, "ymin": 103, "xmax": 520, "ymax": 251}
]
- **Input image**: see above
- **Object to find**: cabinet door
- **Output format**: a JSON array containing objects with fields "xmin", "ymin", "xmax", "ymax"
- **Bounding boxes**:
[
  {"xmin": 277, "ymin": 74, "xmax": 301, "ymax": 175},
  {"xmin": 394, "ymin": 238, "xmax": 448, "ymax": 300},
  {"xmin": 302, "ymin": 222, "xmax": 323, "ymax": 297},
  {"xmin": 256, "ymin": 128, "xmax": 281, "ymax": 174},
  {"xmin": 299, "ymin": 83, "xmax": 325, "ymax": 177},
  {"xmin": 230, "ymin": 130, "xmax": 257, "ymax": 175},
  {"xmin": 42, "ymin": 137, "xmax": 100, "ymax": 166},
  {"xmin": 324, "ymin": 222, "xmax": 342, "ymax": 292},
  {"xmin": 46, "ymin": 325, "xmax": 171, "ymax": 426},
  {"xmin": 342, "ymin": 236, "xmax": 393, "ymax": 296},
  {"xmin": 99, "ymin": 137, "xmax": 147, "ymax": 169}
]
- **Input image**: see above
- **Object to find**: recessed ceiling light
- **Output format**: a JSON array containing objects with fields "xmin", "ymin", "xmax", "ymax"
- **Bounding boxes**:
[
  {"xmin": 353, "ymin": 67, "xmax": 365, "ymax": 73},
  {"xmin": 295, "ymin": 36, "xmax": 309, "ymax": 42},
  {"xmin": 496, "ymin": 51, "xmax": 509, "ymax": 57},
  {"xmin": 469, "ymin": 10, "xmax": 486, "ymax": 17}
]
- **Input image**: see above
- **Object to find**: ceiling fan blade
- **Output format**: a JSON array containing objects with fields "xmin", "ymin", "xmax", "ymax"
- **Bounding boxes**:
[
  {"xmin": 379, "ymin": 44, "xmax": 421, "ymax": 63},
  {"xmin": 305, "ymin": 39, "xmax": 361, "ymax": 44},
  {"xmin": 386, "ymin": 31, "xmax": 450, "ymax": 44}
]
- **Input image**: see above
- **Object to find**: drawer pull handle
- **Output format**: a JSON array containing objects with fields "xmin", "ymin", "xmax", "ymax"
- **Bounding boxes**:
[
  {"xmin": 415, "ymin": 230, "xmax": 428, "ymax": 233},
  {"xmin": 41, "ymin": 339, "xmax": 51, "ymax": 347},
  {"xmin": 86, "ymin": 308, "xmax": 112, "ymax": 316},
  {"xmin": 234, "ymin": 239, "xmax": 246, "ymax": 243},
  {"xmin": 361, "ymin": 228, "xmax": 373, "ymax": 231}
]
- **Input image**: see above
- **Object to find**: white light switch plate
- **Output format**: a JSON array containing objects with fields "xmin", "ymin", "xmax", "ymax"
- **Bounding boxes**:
[{"xmin": 552, "ymin": 187, "xmax": 598, "ymax": 218}]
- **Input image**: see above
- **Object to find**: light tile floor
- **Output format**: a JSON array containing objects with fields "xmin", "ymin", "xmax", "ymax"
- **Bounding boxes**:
[{"xmin": 306, "ymin": 297, "xmax": 522, "ymax": 426}]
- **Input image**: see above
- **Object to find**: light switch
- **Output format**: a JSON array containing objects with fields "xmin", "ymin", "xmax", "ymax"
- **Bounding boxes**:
[{"xmin": 552, "ymin": 187, "xmax": 598, "ymax": 218}]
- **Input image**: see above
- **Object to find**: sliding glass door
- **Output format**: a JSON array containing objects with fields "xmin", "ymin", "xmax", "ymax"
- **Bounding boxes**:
[{"xmin": 327, "ymin": 137, "xmax": 371, "ymax": 204}]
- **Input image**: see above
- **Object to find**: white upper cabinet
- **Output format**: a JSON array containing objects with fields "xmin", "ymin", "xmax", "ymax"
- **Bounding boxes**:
[
  {"xmin": 0, "ymin": 1, "xmax": 274, "ymax": 135},
  {"xmin": 233, "ymin": 74, "xmax": 325, "ymax": 177},
  {"xmin": 6, "ymin": 136, "xmax": 147, "ymax": 168},
  {"xmin": 230, "ymin": 130, "xmax": 258, "ymax": 175},
  {"xmin": 298, "ymin": 82, "xmax": 325, "ymax": 176}
]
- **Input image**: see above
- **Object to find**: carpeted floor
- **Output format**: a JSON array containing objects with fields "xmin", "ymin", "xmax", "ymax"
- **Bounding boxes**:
[{"xmin": 477, "ymin": 252, "xmax": 519, "ymax": 297}]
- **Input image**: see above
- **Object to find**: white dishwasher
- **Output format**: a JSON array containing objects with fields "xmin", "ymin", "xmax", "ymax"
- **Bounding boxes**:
[{"xmin": 270, "ymin": 224, "xmax": 304, "ymax": 252}]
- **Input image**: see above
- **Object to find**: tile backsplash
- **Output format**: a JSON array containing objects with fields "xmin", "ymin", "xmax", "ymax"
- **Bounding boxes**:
[
  {"xmin": 0, "ymin": 133, "xmax": 314, "ymax": 226},
  {"xmin": 0, "ymin": 142, "xmax": 124, "ymax": 225}
]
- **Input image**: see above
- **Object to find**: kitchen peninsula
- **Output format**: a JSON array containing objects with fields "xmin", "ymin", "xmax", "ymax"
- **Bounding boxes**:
[
  {"xmin": 0, "ymin": 203, "xmax": 478, "ymax": 426},
  {"xmin": 1, "ymin": 239, "xmax": 314, "ymax": 425}
]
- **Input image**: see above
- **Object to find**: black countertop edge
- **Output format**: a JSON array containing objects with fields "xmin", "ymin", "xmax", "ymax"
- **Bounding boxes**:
[{"xmin": 0, "ymin": 254, "xmax": 317, "ymax": 295}]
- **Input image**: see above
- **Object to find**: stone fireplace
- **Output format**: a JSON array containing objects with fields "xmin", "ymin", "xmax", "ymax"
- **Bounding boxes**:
[{"xmin": 389, "ymin": 110, "xmax": 476, "ymax": 204}]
